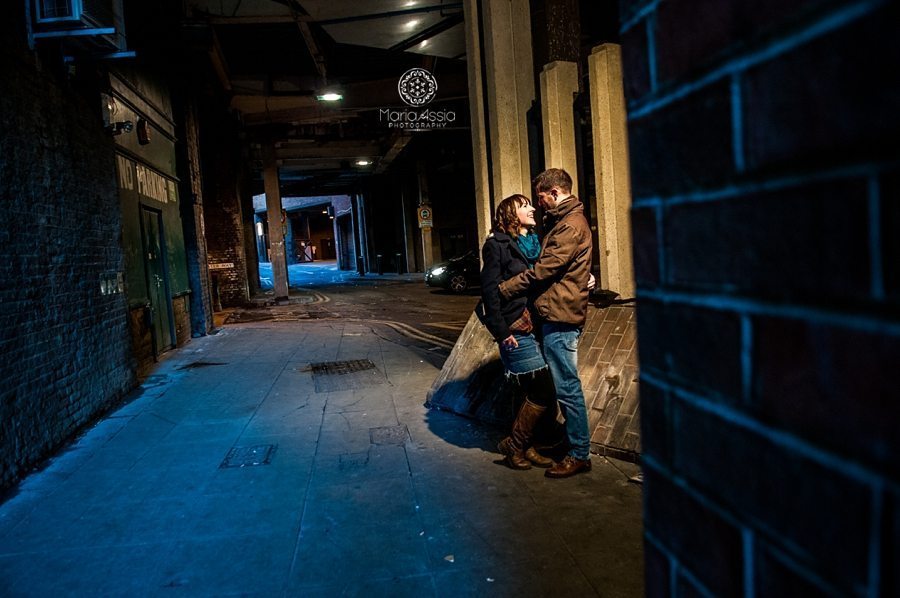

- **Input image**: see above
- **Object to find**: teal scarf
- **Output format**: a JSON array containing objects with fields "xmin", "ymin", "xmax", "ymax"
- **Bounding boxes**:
[{"xmin": 517, "ymin": 232, "xmax": 541, "ymax": 268}]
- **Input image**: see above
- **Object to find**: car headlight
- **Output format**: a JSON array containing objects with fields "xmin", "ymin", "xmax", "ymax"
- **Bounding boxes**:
[{"xmin": 430, "ymin": 266, "xmax": 446, "ymax": 276}]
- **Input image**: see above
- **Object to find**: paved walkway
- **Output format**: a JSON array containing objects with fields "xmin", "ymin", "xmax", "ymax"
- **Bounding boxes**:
[{"xmin": 0, "ymin": 319, "xmax": 644, "ymax": 596}]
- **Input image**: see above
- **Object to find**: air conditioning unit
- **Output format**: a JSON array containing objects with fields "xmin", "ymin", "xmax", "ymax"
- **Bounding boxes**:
[{"xmin": 32, "ymin": 0, "xmax": 127, "ymax": 53}]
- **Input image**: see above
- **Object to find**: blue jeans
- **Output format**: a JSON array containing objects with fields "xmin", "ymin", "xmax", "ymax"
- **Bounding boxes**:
[{"xmin": 542, "ymin": 322, "xmax": 590, "ymax": 460}]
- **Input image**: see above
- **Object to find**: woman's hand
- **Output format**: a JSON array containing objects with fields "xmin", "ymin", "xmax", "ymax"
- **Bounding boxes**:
[{"xmin": 502, "ymin": 335, "xmax": 519, "ymax": 349}]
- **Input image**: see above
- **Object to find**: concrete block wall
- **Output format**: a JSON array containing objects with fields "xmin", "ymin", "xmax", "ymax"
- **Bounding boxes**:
[
  {"xmin": 621, "ymin": 0, "xmax": 899, "ymax": 594},
  {"xmin": 0, "ymin": 21, "xmax": 136, "ymax": 489}
]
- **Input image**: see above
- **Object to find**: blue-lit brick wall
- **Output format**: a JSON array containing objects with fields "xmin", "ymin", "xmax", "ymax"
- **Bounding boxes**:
[
  {"xmin": 0, "ymin": 17, "xmax": 136, "ymax": 490},
  {"xmin": 622, "ymin": 0, "xmax": 899, "ymax": 594},
  {"xmin": 175, "ymin": 96, "xmax": 214, "ymax": 336},
  {"xmin": 198, "ymin": 104, "xmax": 252, "ymax": 307}
]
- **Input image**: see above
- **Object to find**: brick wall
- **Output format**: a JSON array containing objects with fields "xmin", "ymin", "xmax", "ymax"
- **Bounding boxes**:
[
  {"xmin": 581, "ymin": 305, "xmax": 640, "ymax": 459},
  {"xmin": 199, "ymin": 105, "xmax": 251, "ymax": 307},
  {"xmin": 622, "ymin": 0, "xmax": 899, "ymax": 594},
  {"xmin": 0, "ymin": 19, "xmax": 136, "ymax": 489},
  {"xmin": 173, "ymin": 295, "xmax": 192, "ymax": 346},
  {"xmin": 175, "ymin": 95, "xmax": 214, "ymax": 335},
  {"xmin": 128, "ymin": 306, "xmax": 154, "ymax": 377}
]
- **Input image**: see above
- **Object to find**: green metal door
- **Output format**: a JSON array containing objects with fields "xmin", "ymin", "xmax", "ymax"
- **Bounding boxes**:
[{"xmin": 141, "ymin": 206, "xmax": 174, "ymax": 356}]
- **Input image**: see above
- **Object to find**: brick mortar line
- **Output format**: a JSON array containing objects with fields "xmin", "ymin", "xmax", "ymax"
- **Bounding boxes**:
[
  {"xmin": 631, "ymin": 159, "xmax": 898, "ymax": 208},
  {"xmin": 641, "ymin": 370, "xmax": 893, "ymax": 489},
  {"xmin": 620, "ymin": 0, "xmax": 661, "ymax": 35},
  {"xmin": 743, "ymin": 529, "xmax": 755, "ymax": 598},
  {"xmin": 643, "ymin": 457, "xmax": 750, "ymax": 531},
  {"xmin": 867, "ymin": 176, "xmax": 885, "ymax": 302},
  {"xmin": 643, "ymin": 458, "xmax": 753, "ymax": 567},
  {"xmin": 644, "ymin": 453, "xmax": 877, "ymax": 596},
  {"xmin": 636, "ymin": 289, "xmax": 900, "ymax": 336},
  {"xmin": 626, "ymin": 0, "xmax": 884, "ymax": 120}
]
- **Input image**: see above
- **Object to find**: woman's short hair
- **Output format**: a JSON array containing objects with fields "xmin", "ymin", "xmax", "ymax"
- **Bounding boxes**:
[{"xmin": 493, "ymin": 194, "xmax": 531, "ymax": 236}]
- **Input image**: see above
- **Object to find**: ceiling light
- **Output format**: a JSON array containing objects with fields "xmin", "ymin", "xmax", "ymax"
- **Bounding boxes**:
[
  {"xmin": 355, "ymin": 159, "xmax": 371, "ymax": 166},
  {"xmin": 316, "ymin": 92, "xmax": 343, "ymax": 101},
  {"xmin": 405, "ymin": 1, "xmax": 418, "ymax": 6},
  {"xmin": 419, "ymin": 39, "xmax": 429, "ymax": 47},
  {"xmin": 405, "ymin": 19, "xmax": 420, "ymax": 29}
]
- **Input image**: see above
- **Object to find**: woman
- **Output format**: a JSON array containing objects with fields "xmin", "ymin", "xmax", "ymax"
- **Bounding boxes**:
[{"xmin": 480, "ymin": 194, "xmax": 555, "ymax": 470}]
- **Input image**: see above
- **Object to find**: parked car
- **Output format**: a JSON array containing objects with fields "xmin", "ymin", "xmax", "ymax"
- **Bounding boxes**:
[{"xmin": 425, "ymin": 251, "xmax": 480, "ymax": 293}]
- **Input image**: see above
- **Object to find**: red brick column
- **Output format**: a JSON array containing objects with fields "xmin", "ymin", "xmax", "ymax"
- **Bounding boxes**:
[{"xmin": 622, "ymin": 0, "xmax": 899, "ymax": 594}]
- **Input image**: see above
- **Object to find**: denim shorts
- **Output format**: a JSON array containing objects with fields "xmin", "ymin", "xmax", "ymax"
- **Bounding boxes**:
[{"xmin": 498, "ymin": 332, "xmax": 548, "ymax": 376}]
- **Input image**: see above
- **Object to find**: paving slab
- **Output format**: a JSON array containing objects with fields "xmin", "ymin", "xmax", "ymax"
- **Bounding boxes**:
[{"xmin": 0, "ymin": 320, "xmax": 644, "ymax": 596}]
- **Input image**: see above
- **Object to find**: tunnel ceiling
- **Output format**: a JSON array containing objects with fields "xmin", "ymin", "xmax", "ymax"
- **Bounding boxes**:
[{"xmin": 184, "ymin": 0, "xmax": 468, "ymax": 195}]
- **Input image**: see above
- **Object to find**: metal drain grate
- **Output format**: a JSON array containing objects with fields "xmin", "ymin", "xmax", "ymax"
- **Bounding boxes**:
[
  {"xmin": 308, "ymin": 359, "xmax": 385, "ymax": 392},
  {"xmin": 220, "ymin": 444, "xmax": 276, "ymax": 468},
  {"xmin": 370, "ymin": 425, "xmax": 409, "ymax": 446},
  {"xmin": 310, "ymin": 360, "xmax": 376, "ymax": 375}
]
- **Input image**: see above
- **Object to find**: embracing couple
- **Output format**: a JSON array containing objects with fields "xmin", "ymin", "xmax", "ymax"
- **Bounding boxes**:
[{"xmin": 480, "ymin": 168, "xmax": 593, "ymax": 479}]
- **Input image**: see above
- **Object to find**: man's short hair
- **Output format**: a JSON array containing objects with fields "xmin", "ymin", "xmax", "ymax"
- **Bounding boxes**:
[{"xmin": 533, "ymin": 168, "xmax": 573, "ymax": 194}]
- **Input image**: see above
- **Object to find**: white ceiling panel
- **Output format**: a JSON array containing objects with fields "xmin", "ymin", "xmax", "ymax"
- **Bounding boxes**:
[
  {"xmin": 297, "ymin": 1, "xmax": 447, "ymax": 21},
  {"xmin": 405, "ymin": 22, "xmax": 465, "ymax": 59},
  {"xmin": 322, "ymin": 12, "xmax": 444, "ymax": 49},
  {"xmin": 187, "ymin": 0, "xmax": 292, "ymax": 17}
]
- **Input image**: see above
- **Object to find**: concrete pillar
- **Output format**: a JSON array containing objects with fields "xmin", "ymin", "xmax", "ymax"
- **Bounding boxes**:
[
  {"xmin": 400, "ymin": 187, "xmax": 413, "ymax": 273},
  {"xmin": 539, "ymin": 60, "xmax": 580, "ymax": 197},
  {"xmin": 588, "ymin": 44, "xmax": 635, "ymax": 298},
  {"xmin": 462, "ymin": 0, "xmax": 492, "ymax": 241},
  {"xmin": 351, "ymin": 194, "xmax": 366, "ymax": 273},
  {"xmin": 482, "ymin": 0, "xmax": 535, "ymax": 201},
  {"xmin": 261, "ymin": 144, "xmax": 289, "ymax": 300},
  {"xmin": 417, "ymin": 161, "xmax": 434, "ymax": 270}
]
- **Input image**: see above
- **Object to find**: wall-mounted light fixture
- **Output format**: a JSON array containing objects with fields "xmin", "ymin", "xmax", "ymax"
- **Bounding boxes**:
[
  {"xmin": 316, "ymin": 92, "xmax": 343, "ymax": 101},
  {"xmin": 355, "ymin": 159, "xmax": 372, "ymax": 166},
  {"xmin": 100, "ymin": 93, "xmax": 132, "ymax": 136}
]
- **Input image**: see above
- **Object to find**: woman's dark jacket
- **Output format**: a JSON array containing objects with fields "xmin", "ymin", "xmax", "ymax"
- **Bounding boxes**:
[
  {"xmin": 499, "ymin": 197, "xmax": 592, "ymax": 327},
  {"xmin": 480, "ymin": 231, "xmax": 529, "ymax": 342}
]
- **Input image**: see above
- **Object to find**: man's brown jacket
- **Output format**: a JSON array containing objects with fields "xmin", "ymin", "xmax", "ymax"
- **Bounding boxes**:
[{"xmin": 499, "ymin": 196, "xmax": 592, "ymax": 327}]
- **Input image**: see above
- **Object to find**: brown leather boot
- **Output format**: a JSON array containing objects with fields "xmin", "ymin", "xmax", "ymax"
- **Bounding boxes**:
[
  {"xmin": 497, "ymin": 400, "xmax": 546, "ymax": 470},
  {"xmin": 525, "ymin": 447, "xmax": 553, "ymax": 468},
  {"xmin": 545, "ymin": 455, "xmax": 592, "ymax": 478}
]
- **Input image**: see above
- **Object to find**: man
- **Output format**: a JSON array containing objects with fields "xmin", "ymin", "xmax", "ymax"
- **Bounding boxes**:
[{"xmin": 499, "ymin": 168, "xmax": 593, "ymax": 478}]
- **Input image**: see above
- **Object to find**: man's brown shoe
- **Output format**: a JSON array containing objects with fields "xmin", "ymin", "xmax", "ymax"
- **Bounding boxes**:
[{"xmin": 545, "ymin": 455, "xmax": 591, "ymax": 478}]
